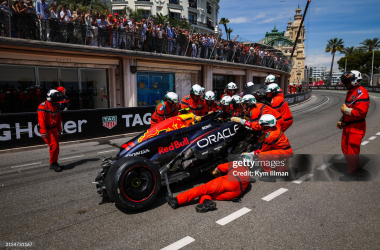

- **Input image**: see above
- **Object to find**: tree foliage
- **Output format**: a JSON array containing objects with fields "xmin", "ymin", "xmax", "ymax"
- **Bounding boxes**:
[
  {"xmin": 218, "ymin": 17, "xmax": 229, "ymax": 38},
  {"xmin": 359, "ymin": 37, "xmax": 380, "ymax": 52},
  {"xmin": 325, "ymin": 38, "xmax": 344, "ymax": 84},
  {"xmin": 338, "ymin": 51, "xmax": 380, "ymax": 74}
]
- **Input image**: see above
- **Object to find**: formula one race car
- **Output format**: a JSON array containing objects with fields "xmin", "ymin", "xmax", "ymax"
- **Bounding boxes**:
[{"xmin": 94, "ymin": 111, "xmax": 260, "ymax": 210}]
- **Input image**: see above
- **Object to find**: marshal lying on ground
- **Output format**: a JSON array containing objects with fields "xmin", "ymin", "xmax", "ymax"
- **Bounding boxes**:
[{"xmin": 94, "ymin": 110, "xmax": 261, "ymax": 210}]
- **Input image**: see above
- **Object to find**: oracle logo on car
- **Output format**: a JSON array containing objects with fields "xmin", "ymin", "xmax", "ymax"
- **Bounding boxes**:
[
  {"xmin": 197, "ymin": 125, "xmax": 239, "ymax": 148},
  {"xmin": 158, "ymin": 137, "xmax": 190, "ymax": 154}
]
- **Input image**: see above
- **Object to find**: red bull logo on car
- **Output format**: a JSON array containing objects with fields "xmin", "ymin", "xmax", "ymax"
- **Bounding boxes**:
[{"xmin": 158, "ymin": 138, "xmax": 190, "ymax": 154}]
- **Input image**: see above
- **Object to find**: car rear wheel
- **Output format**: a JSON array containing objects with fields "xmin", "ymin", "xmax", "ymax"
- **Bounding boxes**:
[{"xmin": 106, "ymin": 156, "xmax": 161, "ymax": 210}]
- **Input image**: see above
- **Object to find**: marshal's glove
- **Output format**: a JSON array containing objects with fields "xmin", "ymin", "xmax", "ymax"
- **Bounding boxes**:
[
  {"xmin": 336, "ymin": 120, "xmax": 343, "ymax": 129},
  {"xmin": 341, "ymin": 104, "xmax": 353, "ymax": 116},
  {"xmin": 209, "ymin": 167, "xmax": 221, "ymax": 177},
  {"xmin": 231, "ymin": 117, "xmax": 246, "ymax": 125},
  {"xmin": 195, "ymin": 115, "xmax": 202, "ymax": 122}
]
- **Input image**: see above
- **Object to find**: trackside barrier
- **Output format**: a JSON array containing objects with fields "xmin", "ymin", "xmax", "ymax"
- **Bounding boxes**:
[
  {"xmin": 309, "ymin": 86, "xmax": 380, "ymax": 93},
  {"xmin": 0, "ymin": 91, "xmax": 312, "ymax": 150}
]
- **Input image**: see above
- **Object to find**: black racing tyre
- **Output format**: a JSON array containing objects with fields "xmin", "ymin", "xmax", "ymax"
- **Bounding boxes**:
[{"xmin": 105, "ymin": 156, "xmax": 161, "ymax": 210}]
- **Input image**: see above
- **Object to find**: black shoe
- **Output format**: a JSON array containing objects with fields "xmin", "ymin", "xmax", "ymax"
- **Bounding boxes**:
[
  {"xmin": 166, "ymin": 196, "xmax": 179, "ymax": 209},
  {"xmin": 259, "ymin": 176, "xmax": 276, "ymax": 182},
  {"xmin": 339, "ymin": 174, "xmax": 360, "ymax": 182},
  {"xmin": 50, "ymin": 162, "xmax": 63, "ymax": 172},
  {"xmin": 196, "ymin": 199, "xmax": 216, "ymax": 213}
]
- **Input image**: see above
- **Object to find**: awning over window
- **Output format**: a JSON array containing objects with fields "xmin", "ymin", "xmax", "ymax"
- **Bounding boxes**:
[
  {"xmin": 112, "ymin": 6, "xmax": 126, "ymax": 10},
  {"xmin": 169, "ymin": 8, "xmax": 182, "ymax": 14},
  {"xmin": 136, "ymin": 6, "xmax": 151, "ymax": 10}
]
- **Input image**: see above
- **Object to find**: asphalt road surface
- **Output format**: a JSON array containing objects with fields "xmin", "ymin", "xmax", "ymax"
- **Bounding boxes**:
[{"xmin": 1, "ymin": 90, "xmax": 380, "ymax": 250}]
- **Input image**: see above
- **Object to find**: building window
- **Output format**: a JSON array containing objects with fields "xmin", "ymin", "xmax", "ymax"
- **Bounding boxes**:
[
  {"xmin": 189, "ymin": 0, "xmax": 197, "ymax": 8},
  {"xmin": 188, "ymin": 12, "xmax": 197, "ymax": 24},
  {"xmin": 137, "ymin": 72, "xmax": 175, "ymax": 106},
  {"xmin": 212, "ymin": 75, "xmax": 235, "ymax": 100},
  {"xmin": 169, "ymin": 11, "xmax": 180, "ymax": 19},
  {"xmin": 136, "ymin": 8, "xmax": 151, "ymax": 18},
  {"xmin": 80, "ymin": 69, "xmax": 109, "ymax": 110},
  {"xmin": 169, "ymin": 0, "xmax": 179, "ymax": 4},
  {"xmin": 0, "ymin": 65, "xmax": 109, "ymax": 113},
  {"xmin": 207, "ymin": 2, "xmax": 212, "ymax": 14}
]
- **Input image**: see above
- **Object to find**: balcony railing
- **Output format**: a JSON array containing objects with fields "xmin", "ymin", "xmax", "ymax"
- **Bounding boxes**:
[{"xmin": 0, "ymin": 15, "xmax": 294, "ymax": 75}]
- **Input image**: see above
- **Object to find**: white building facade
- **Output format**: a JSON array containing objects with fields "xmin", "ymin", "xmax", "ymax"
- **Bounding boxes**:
[
  {"xmin": 308, "ymin": 65, "xmax": 326, "ymax": 81},
  {"xmin": 111, "ymin": 0, "xmax": 220, "ymax": 34},
  {"xmin": 322, "ymin": 70, "xmax": 343, "ymax": 85}
]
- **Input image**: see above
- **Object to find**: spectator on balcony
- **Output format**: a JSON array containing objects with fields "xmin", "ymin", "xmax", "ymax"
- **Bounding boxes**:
[
  {"xmin": 166, "ymin": 24, "xmax": 175, "ymax": 54},
  {"xmin": 36, "ymin": 0, "xmax": 49, "ymax": 41},
  {"xmin": 97, "ymin": 14, "xmax": 108, "ymax": 47},
  {"xmin": 14, "ymin": 0, "xmax": 26, "ymax": 38},
  {"xmin": 25, "ymin": 0, "xmax": 36, "ymax": 39},
  {"xmin": 146, "ymin": 22, "xmax": 153, "ymax": 51},
  {"xmin": 49, "ymin": 3, "xmax": 59, "ymax": 42}
]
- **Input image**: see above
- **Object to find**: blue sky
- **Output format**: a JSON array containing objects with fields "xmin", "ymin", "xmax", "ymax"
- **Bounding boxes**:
[{"xmin": 218, "ymin": 0, "xmax": 380, "ymax": 69}]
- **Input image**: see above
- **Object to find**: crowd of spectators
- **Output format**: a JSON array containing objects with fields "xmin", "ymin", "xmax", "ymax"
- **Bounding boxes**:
[{"xmin": 0, "ymin": 0, "xmax": 293, "ymax": 72}]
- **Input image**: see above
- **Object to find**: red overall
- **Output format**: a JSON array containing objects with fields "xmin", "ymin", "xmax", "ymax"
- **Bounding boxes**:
[
  {"xmin": 269, "ymin": 94, "xmax": 293, "ymax": 132},
  {"xmin": 151, "ymin": 101, "xmax": 179, "ymax": 127},
  {"xmin": 248, "ymin": 103, "xmax": 284, "ymax": 131},
  {"xmin": 37, "ymin": 101, "xmax": 62, "ymax": 164},
  {"xmin": 180, "ymin": 95, "xmax": 206, "ymax": 116},
  {"xmin": 342, "ymin": 85, "xmax": 369, "ymax": 174},
  {"xmin": 243, "ymin": 123, "xmax": 293, "ymax": 172},
  {"xmin": 231, "ymin": 106, "xmax": 242, "ymax": 116},
  {"xmin": 176, "ymin": 162, "xmax": 250, "ymax": 205},
  {"xmin": 205, "ymin": 101, "xmax": 218, "ymax": 113}
]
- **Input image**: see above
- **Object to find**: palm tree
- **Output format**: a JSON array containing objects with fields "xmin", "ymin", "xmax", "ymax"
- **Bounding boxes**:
[
  {"xmin": 325, "ymin": 38, "xmax": 344, "ymax": 85},
  {"xmin": 226, "ymin": 28, "xmax": 233, "ymax": 40},
  {"xmin": 154, "ymin": 13, "xmax": 169, "ymax": 25},
  {"xmin": 359, "ymin": 37, "xmax": 380, "ymax": 52},
  {"xmin": 341, "ymin": 46, "xmax": 356, "ymax": 56},
  {"xmin": 219, "ymin": 18, "xmax": 229, "ymax": 38},
  {"xmin": 354, "ymin": 47, "xmax": 366, "ymax": 53},
  {"xmin": 125, "ymin": 6, "xmax": 148, "ymax": 21}
]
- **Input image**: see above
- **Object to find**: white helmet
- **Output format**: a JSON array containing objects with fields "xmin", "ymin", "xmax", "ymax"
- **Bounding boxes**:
[
  {"xmin": 47, "ymin": 89, "xmax": 62, "ymax": 102},
  {"xmin": 245, "ymin": 82, "xmax": 254, "ymax": 89},
  {"xmin": 205, "ymin": 91, "xmax": 215, "ymax": 101},
  {"xmin": 164, "ymin": 92, "xmax": 179, "ymax": 103},
  {"xmin": 227, "ymin": 82, "xmax": 238, "ymax": 90},
  {"xmin": 220, "ymin": 95, "xmax": 233, "ymax": 105},
  {"xmin": 241, "ymin": 94, "xmax": 257, "ymax": 106},
  {"xmin": 265, "ymin": 74, "xmax": 276, "ymax": 84},
  {"xmin": 231, "ymin": 95, "xmax": 242, "ymax": 104},
  {"xmin": 266, "ymin": 83, "xmax": 280, "ymax": 94},
  {"xmin": 259, "ymin": 114, "xmax": 277, "ymax": 127},
  {"xmin": 190, "ymin": 84, "xmax": 204, "ymax": 96},
  {"xmin": 351, "ymin": 70, "xmax": 362, "ymax": 85}
]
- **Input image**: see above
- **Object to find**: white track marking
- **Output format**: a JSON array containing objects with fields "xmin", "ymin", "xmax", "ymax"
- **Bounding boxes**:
[
  {"xmin": 334, "ymin": 155, "xmax": 345, "ymax": 160},
  {"xmin": 11, "ymin": 162, "xmax": 41, "ymax": 169},
  {"xmin": 294, "ymin": 97, "xmax": 330, "ymax": 114},
  {"xmin": 368, "ymin": 136, "xmax": 377, "ymax": 140},
  {"xmin": 262, "ymin": 188, "xmax": 288, "ymax": 201},
  {"xmin": 293, "ymin": 174, "xmax": 313, "ymax": 184},
  {"xmin": 97, "ymin": 150, "xmax": 118, "ymax": 154},
  {"xmin": 216, "ymin": 207, "xmax": 251, "ymax": 226},
  {"xmin": 316, "ymin": 163, "xmax": 332, "ymax": 171},
  {"xmin": 361, "ymin": 141, "xmax": 369, "ymax": 146},
  {"xmin": 60, "ymin": 155, "xmax": 84, "ymax": 161},
  {"xmin": 376, "ymin": 132, "xmax": 380, "ymax": 136},
  {"xmin": 161, "ymin": 236, "xmax": 195, "ymax": 250}
]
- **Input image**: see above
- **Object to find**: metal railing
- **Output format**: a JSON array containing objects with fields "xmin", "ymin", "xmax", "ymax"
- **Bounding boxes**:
[{"xmin": 0, "ymin": 11, "xmax": 294, "ymax": 73}]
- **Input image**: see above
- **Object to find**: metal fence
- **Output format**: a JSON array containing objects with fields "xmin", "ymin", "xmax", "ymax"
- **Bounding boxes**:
[{"xmin": 0, "ymin": 7, "xmax": 293, "ymax": 73}]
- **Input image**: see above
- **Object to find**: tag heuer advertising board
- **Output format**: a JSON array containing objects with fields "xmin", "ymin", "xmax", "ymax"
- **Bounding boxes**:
[{"xmin": 103, "ymin": 116, "xmax": 117, "ymax": 129}]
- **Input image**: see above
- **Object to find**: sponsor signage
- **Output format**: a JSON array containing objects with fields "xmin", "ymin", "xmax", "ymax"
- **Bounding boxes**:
[
  {"xmin": 0, "ymin": 106, "xmax": 154, "ymax": 149},
  {"xmin": 197, "ymin": 125, "xmax": 239, "ymax": 148},
  {"xmin": 309, "ymin": 86, "xmax": 380, "ymax": 93},
  {"xmin": 103, "ymin": 116, "xmax": 117, "ymax": 129},
  {"xmin": 158, "ymin": 137, "xmax": 190, "ymax": 154}
]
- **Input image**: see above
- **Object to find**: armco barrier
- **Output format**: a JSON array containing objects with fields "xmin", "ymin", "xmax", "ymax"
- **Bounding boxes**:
[
  {"xmin": 0, "ymin": 106, "xmax": 155, "ymax": 150},
  {"xmin": 284, "ymin": 91, "xmax": 312, "ymax": 106},
  {"xmin": 310, "ymin": 86, "xmax": 380, "ymax": 92},
  {"xmin": 0, "ymin": 91, "xmax": 312, "ymax": 150}
]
